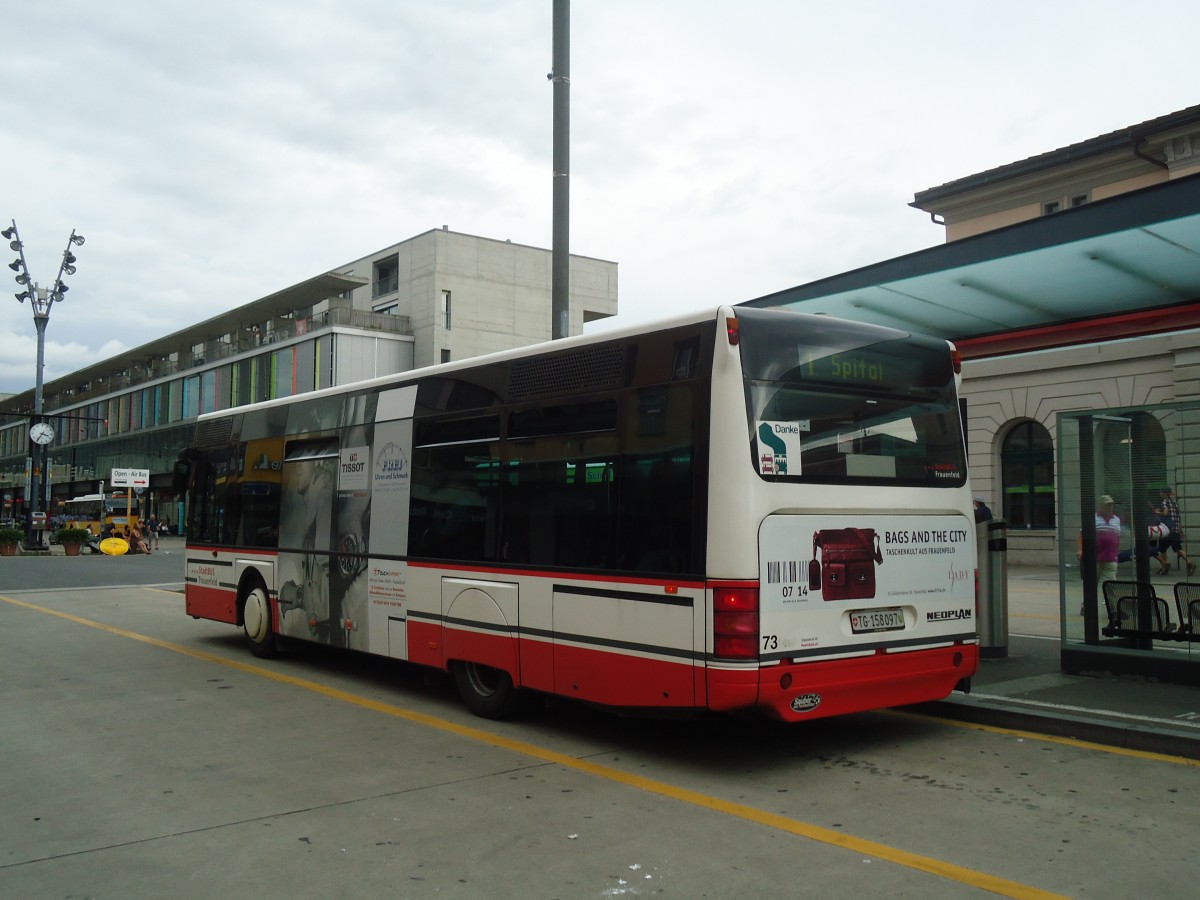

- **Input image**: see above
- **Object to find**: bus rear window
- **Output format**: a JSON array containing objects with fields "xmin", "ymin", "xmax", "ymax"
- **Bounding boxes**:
[{"xmin": 736, "ymin": 309, "xmax": 966, "ymax": 486}]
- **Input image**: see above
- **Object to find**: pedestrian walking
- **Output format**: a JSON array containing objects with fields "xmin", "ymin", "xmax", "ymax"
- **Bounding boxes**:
[{"xmin": 1155, "ymin": 486, "xmax": 1195, "ymax": 575}]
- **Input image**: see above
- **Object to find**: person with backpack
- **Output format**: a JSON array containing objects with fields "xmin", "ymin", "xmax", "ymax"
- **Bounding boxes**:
[{"xmin": 1155, "ymin": 486, "xmax": 1195, "ymax": 576}]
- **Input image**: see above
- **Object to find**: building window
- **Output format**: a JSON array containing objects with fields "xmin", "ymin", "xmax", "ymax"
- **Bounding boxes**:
[
  {"xmin": 1042, "ymin": 200, "xmax": 1061, "ymax": 216},
  {"xmin": 440, "ymin": 349, "xmax": 451, "ymax": 364},
  {"xmin": 1070, "ymin": 192, "xmax": 1090, "ymax": 208},
  {"xmin": 1002, "ymin": 421, "xmax": 1055, "ymax": 529},
  {"xmin": 182, "ymin": 376, "xmax": 199, "ymax": 420},
  {"xmin": 272, "ymin": 347, "xmax": 295, "ymax": 399},
  {"xmin": 441, "ymin": 290, "xmax": 452, "ymax": 330},
  {"xmin": 200, "ymin": 370, "xmax": 218, "ymax": 415},
  {"xmin": 373, "ymin": 256, "xmax": 399, "ymax": 298}
]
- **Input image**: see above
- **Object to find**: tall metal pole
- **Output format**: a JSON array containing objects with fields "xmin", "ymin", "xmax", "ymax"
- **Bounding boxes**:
[
  {"xmin": 4, "ymin": 221, "xmax": 85, "ymax": 551},
  {"xmin": 29, "ymin": 302, "xmax": 49, "ymax": 549},
  {"xmin": 551, "ymin": 0, "xmax": 570, "ymax": 339},
  {"xmin": 34, "ymin": 301, "xmax": 48, "ymax": 414}
]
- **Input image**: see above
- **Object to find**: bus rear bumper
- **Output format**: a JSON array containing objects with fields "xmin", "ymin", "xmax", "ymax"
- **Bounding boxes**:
[{"xmin": 708, "ymin": 643, "xmax": 980, "ymax": 722}]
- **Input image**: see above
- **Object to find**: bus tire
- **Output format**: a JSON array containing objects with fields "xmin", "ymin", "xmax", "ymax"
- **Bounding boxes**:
[
  {"xmin": 242, "ymin": 583, "xmax": 277, "ymax": 659},
  {"xmin": 453, "ymin": 661, "xmax": 521, "ymax": 719}
]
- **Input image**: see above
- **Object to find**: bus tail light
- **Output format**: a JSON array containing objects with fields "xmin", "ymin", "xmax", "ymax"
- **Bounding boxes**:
[
  {"xmin": 726, "ymin": 316, "xmax": 740, "ymax": 346},
  {"xmin": 713, "ymin": 585, "xmax": 758, "ymax": 660},
  {"xmin": 951, "ymin": 346, "xmax": 962, "ymax": 374}
]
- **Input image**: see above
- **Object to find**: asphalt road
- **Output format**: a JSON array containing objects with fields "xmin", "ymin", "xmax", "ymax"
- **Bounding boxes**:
[
  {"xmin": 0, "ymin": 537, "xmax": 186, "ymax": 590},
  {"xmin": 2, "ymin": 567, "xmax": 1197, "ymax": 898}
]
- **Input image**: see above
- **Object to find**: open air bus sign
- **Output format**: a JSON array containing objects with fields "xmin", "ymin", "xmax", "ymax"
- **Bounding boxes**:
[{"xmin": 110, "ymin": 468, "xmax": 150, "ymax": 488}]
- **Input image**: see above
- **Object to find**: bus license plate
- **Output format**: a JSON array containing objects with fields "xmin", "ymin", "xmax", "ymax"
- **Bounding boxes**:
[{"xmin": 850, "ymin": 608, "xmax": 905, "ymax": 634}]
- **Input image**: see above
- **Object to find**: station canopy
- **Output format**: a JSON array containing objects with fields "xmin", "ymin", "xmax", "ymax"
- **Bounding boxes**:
[{"xmin": 741, "ymin": 173, "xmax": 1200, "ymax": 343}]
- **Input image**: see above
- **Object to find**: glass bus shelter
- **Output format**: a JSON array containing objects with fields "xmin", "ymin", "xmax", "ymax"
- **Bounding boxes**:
[{"xmin": 1059, "ymin": 402, "xmax": 1200, "ymax": 684}]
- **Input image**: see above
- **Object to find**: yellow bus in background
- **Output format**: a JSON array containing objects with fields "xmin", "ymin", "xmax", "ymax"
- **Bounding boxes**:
[{"xmin": 60, "ymin": 491, "xmax": 144, "ymax": 536}]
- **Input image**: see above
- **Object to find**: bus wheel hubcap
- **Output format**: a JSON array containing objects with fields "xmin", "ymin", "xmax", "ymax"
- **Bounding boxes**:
[{"xmin": 245, "ymin": 591, "xmax": 268, "ymax": 642}]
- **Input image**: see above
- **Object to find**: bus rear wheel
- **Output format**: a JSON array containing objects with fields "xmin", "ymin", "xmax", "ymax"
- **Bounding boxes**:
[
  {"xmin": 242, "ymin": 584, "xmax": 277, "ymax": 659},
  {"xmin": 453, "ymin": 661, "xmax": 521, "ymax": 719}
]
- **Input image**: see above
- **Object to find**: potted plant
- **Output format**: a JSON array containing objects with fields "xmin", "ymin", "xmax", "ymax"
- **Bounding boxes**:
[
  {"xmin": 0, "ymin": 525, "xmax": 25, "ymax": 557},
  {"xmin": 55, "ymin": 526, "xmax": 92, "ymax": 556}
]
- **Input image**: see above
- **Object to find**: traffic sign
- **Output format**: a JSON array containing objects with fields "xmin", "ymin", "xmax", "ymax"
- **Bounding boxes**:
[{"xmin": 110, "ymin": 468, "xmax": 150, "ymax": 488}]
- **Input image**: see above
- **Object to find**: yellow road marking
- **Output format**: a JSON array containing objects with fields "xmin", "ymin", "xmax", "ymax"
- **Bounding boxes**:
[
  {"xmin": 3, "ymin": 592, "xmax": 1073, "ymax": 899},
  {"xmin": 888, "ymin": 708, "xmax": 1200, "ymax": 767}
]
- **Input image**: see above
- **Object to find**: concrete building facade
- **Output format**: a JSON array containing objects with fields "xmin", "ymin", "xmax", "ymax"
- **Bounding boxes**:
[{"xmin": 0, "ymin": 229, "xmax": 616, "ymax": 526}]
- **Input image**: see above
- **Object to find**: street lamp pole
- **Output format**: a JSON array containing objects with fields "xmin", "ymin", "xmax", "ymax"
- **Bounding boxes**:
[{"xmin": 4, "ymin": 220, "xmax": 85, "ymax": 550}]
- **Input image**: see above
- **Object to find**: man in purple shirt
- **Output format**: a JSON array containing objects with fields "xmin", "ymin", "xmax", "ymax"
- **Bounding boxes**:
[{"xmin": 1077, "ymin": 494, "xmax": 1121, "ymax": 585}]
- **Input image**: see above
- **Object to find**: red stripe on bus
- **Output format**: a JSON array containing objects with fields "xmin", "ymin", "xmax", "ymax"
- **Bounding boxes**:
[
  {"xmin": 550, "ymin": 641, "xmax": 697, "ymax": 708},
  {"xmin": 185, "ymin": 584, "xmax": 238, "ymax": 624},
  {"xmin": 184, "ymin": 544, "xmax": 279, "ymax": 558},
  {"xmin": 440, "ymin": 623, "xmax": 519, "ymax": 680},
  {"xmin": 406, "ymin": 619, "xmax": 443, "ymax": 669},
  {"xmin": 519, "ymin": 639, "xmax": 555, "ymax": 693}
]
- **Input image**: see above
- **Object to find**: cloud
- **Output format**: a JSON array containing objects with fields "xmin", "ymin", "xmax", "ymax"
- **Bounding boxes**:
[{"xmin": 3, "ymin": 0, "xmax": 1198, "ymax": 392}]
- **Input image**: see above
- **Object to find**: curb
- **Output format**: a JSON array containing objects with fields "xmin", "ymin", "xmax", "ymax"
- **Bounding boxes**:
[{"xmin": 912, "ymin": 696, "xmax": 1200, "ymax": 761}]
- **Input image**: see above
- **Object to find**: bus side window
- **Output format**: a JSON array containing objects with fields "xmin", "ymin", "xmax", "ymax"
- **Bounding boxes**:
[
  {"xmin": 410, "ymin": 442, "xmax": 497, "ymax": 562},
  {"xmin": 620, "ymin": 452, "xmax": 692, "ymax": 573}
]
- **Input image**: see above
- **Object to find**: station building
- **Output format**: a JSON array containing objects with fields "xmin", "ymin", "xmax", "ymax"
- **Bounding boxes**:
[
  {"xmin": 0, "ymin": 228, "xmax": 617, "ymax": 526},
  {"xmin": 746, "ymin": 103, "xmax": 1200, "ymax": 681},
  {"xmin": 750, "ymin": 104, "xmax": 1200, "ymax": 563}
]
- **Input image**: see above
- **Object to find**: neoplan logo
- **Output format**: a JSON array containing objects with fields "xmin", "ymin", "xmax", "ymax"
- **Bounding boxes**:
[{"xmin": 926, "ymin": 608, "xmax": 972, "ymax": 622}]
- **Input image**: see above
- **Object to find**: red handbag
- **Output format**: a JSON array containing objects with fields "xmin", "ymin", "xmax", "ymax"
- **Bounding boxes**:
[{"xmin": 809, "ymin": 528, "xmax": 883, "ymax": 600}]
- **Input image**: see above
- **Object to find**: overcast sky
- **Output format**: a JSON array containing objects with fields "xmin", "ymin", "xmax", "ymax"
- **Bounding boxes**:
[{"xmin": 2, "ymin": 1, "xmax": 1196, "ymax": 395}]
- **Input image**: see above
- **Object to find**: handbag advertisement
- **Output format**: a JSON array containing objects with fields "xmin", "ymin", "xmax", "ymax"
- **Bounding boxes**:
[{"xmin": 758, "ymin": 514, "xmax": 975, "ymax": 660}]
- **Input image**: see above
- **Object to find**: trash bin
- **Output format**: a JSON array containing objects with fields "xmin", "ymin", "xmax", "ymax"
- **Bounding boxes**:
[{"xmin": 976, "ymin": 519, "xmax": 1008, "ymax": 658}]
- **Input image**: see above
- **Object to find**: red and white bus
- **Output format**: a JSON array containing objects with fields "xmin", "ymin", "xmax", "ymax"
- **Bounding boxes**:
[{"xmin": 178, "ymin": 306, "xmax": 978, "ymax": 720}]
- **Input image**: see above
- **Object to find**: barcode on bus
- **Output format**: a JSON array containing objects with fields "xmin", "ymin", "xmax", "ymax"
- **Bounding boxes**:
[{"xmin": 766, "ymin": 560, "xmax": 804, "ymax": 584}]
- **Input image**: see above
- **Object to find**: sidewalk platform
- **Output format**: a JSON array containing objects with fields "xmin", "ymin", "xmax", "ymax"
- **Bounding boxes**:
[
  {"xmin": 916, "ymin": 633, "xmax": 1200, "ymax": 760},
  {"xmin": 35, "ymin": 534, "xmax": 184, "ymax": 556},
  {"xmin": 907, "ymin": 561, "xmax": 1200, "ymax": 759}
]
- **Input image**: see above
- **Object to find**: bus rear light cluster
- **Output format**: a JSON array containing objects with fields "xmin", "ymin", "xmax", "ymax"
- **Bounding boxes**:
[{"xmin": 713, "ymin": 585, "xmax": 759, "ymax": 660}]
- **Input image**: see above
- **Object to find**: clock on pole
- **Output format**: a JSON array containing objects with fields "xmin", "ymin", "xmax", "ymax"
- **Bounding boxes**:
[{"xmin": 29, "ymin": 421, "xmax": 55, "ymax": 445}]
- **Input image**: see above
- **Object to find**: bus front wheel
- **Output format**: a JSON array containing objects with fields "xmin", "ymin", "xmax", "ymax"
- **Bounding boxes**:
[
  {"xmin": 242, "ymin": 584, "xmax": 277, "ymax": 659},
  {"xmin": 453, "ymin": 661, "xmax": 521, "ymax": 719}
]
